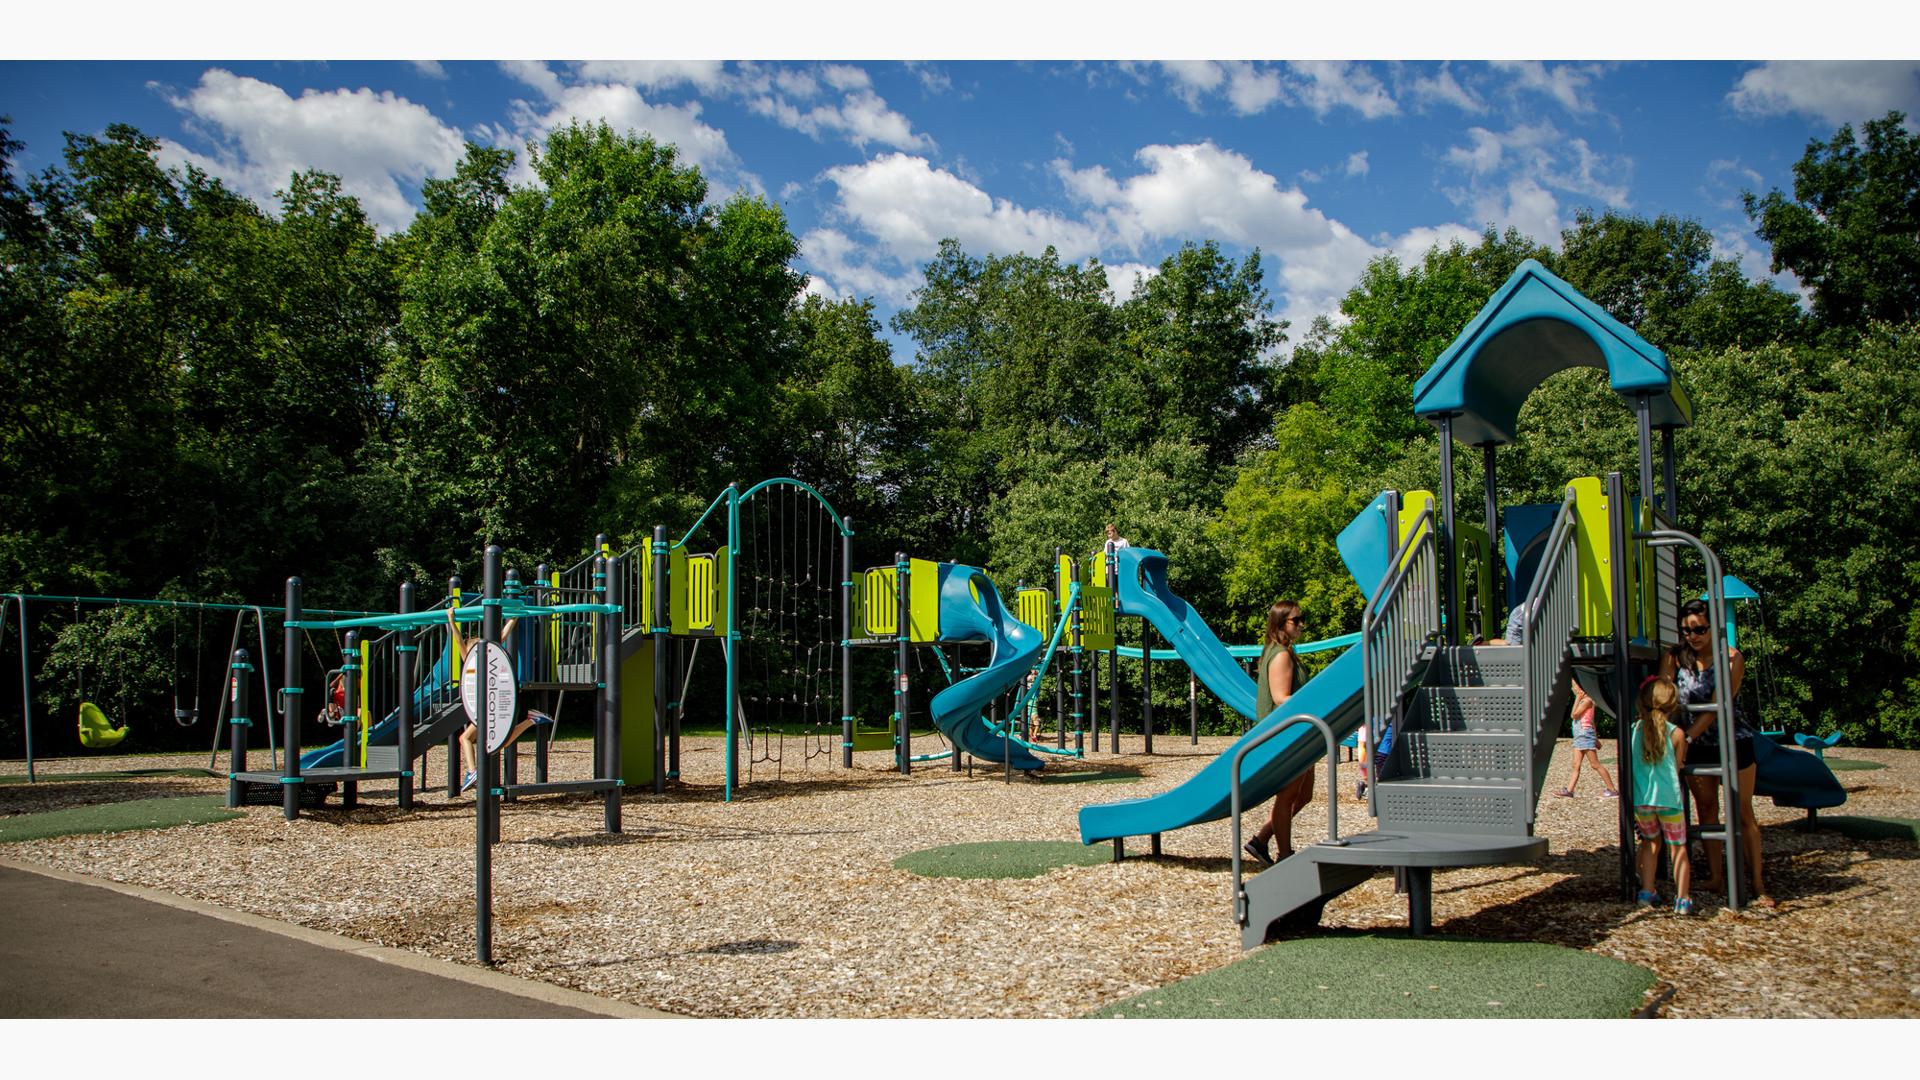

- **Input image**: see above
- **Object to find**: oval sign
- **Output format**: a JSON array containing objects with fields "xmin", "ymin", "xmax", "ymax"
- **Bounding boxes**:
[{"xmin": 460, "ymin": 640, "xmax": 519, "ymax": 754}]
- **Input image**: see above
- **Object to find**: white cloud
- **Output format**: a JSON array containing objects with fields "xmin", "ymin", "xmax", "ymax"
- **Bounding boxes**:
[
  {"xmin": 157, "ymin": 68, "xmax": 465, "ymax": 232},
  {"xmin": 502, "ymin": 80, "xmax": 743, "ymax": 187},
  {"xmin": 905, "ymin": 61, "xmax": 954, "ymax": 96},
  {"xmin": 1727, "ymin": 61, "xmax": 1920, "ymax": 127},
  {"xmin": 572, "ymin": 60, "xmax": 728, "ymax": 93},
  {"xmin": 1385, "ymin": 223, "xmax": 1485, "ymax": 267},
  {"xmin": 1104, "ymin": 261, "xmax": 1158, "ymax": 303},
  {"xmin": 1286, "ymin": 61, "xmax": 1398, "ymax": 120},
  {"xmin": 1157, "ymin": 61, "xmax": 1225, "ymax": 109},
  {"xmin": 1405, "ymin": 61, "xmax": 1484, "ymax": 114},
  {"xmin": 499, "ymin": 59, "xmax": 564, "ymax": 102},
  {"xmin": 744, "ymin": 64, "xmax": 933, "ymax": 153},
  {"xmin": 1344, "ymin": 151, "xmax": 1370, "ymax": 178},
  {"xmin": 800, "ymin": 226, "xmax": 925, "ymax": 303},
  {"xmin": 824, "ymin": 153, "xmax": 1103, "ymax": 264},
  {"xmin": 822, "ymin": 64, "xmax": 873, "ymax": 92},
  {"xmin": 1491, "ymin": 60, "xmax": 1606, "ymax": 114},
  {"xmin": 410, "ymin": 60, "xmax": 447, "ymax": 81},
  {"xmin": 1225, "ymin": 62, "xmax": 1284, "ymax": 115},
  {"xmin": 773, "ymin": 68, "xmax": 821, "ymax": 98},
  {"xmin": 1701, "ymin": 158, "xmax": 1766, "ymax": 212},
  {"xmin": 1440, "ymin": 122, "xmax": 1632, "ymax": 243}
]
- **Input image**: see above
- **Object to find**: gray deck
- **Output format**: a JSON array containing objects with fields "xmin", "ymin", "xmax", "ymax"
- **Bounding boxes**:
[{"xmin": 1307, "ymin": 829, "xmax": 1547, "ymax": 868}]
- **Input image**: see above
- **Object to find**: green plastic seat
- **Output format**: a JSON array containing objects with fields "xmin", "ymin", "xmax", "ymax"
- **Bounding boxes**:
[{"xmin": 77, "ymin": 701, "xmax": 129, "ymax": 749}]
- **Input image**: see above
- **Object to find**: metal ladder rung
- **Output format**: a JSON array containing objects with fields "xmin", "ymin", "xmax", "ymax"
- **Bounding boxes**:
[{"xmin": 1682, "ymin": 765, "xmax": 1724, "ymax": 778}]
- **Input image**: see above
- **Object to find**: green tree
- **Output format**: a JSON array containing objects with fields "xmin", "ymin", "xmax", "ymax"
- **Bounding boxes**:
[{"xmin": 1745, "ymin": 111, "xmax": 1920, "ymax": 331}]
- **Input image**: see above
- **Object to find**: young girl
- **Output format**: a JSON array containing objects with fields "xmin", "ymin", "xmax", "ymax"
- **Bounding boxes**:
[
  {"xmin": 1555, "ymin": 683, "xmax": 1618, "ymax": 798},
  {"xmin": 449, "ymin": 607, "xmax": 553, "ymax": 794},
  {"xmin": 1630, "ymin": 675, "xmax": 1692, "ymax": 914}
]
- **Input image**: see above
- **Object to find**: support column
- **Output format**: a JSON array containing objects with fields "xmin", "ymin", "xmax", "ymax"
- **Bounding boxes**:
[
  {"xmin": 282, "ymin": 577, "xmax": 303, "ymax": 822},
  {"xmin": 1437, "ymin": 415, "xmax": 1458, "ymax": 644},
  {"xmin": 227, "ymin": 649, "xmax": 251, "ymax": 808},
  {"xmin": 601, "ymin": 553, "xmax": 622, "ymax": 833},
  {"xmin": 1482, "ymin": 441, "xmax": 1501, "ymax": 632},
  {"xmin": 396, "ymin": 583, "xmax": 415, "ymax": 810},
  {"xmin": 654, "ymin": 526, "xmax": 670, "ymax": 791},
  {"xmin": 1142, "ymin": 623, "xmax": 1154, "ymax": 755},
  {"xmin": 1661, "ymin": 427, "xmax": 1678, "ymax": 519},
  {"xmin": 895, "ymin": 552, "xmax": 910, "ymax": 775},
  {"xmin": 840, "ymin": 519, "xmax": 854, "ymax": 769}
]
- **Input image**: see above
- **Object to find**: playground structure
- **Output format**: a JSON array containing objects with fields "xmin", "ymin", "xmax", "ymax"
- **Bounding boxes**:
[{"xmin": 1072, "ymin": 258, "xmax": 1849, "ymax": 945}]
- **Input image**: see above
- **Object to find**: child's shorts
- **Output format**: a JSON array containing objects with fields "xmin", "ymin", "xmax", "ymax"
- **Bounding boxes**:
[
  {"xmin": 1634, "ymin": 806, "xmax": 1685, "ymax": 845},
  {"xmin": 1572, "ymin": 721, "xmax": 1598, "ymax": 751}
]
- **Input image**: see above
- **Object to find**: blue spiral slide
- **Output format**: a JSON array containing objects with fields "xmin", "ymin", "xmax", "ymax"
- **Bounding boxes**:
[
  {"xmin": 1078, "ymin": 497, "xmax": 1393, "ymax": 845},
  {"xmin": 926, "ymin": 562, "xmax": 1049, "ymax": 770},
  {"xmin": 299, "ymin": 647, "xmax": 455, "ymax": 770}
]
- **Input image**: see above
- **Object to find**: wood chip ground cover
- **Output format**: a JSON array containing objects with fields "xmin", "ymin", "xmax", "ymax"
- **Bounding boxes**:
[{"xmin": 5, "ymin": 738, "xmax": 1917, "ymax": 1018}]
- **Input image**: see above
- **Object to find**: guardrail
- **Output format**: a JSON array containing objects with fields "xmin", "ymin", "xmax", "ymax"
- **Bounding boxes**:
[
  {"xmin": 1360, "ymin": 501, "xmax": 1439, "ymax": 818},
  {"xmin": 1520, "ymin": 487, "xmax": 1581, "ymax": 821},
  {"xmin": 1228, "ymin": 712, "xmax": 1347, "ymax": 925}
]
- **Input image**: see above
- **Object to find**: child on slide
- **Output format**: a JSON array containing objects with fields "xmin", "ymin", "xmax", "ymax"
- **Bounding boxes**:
[{"xmin": 1630, "ymin": 675, "xmax": 1692, "ymax": 914}]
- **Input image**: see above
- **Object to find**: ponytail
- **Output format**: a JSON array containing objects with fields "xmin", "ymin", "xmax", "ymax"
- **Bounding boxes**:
[{"xmin": 1638, "ymin": 676, "xmax": 1679, "ymax": 765}]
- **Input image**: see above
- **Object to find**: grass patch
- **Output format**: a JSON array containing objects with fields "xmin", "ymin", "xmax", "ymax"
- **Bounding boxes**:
[
  {"xmin": 0, "ymin": 794, "xmax": 242, "ymax": 843},
  {"xmin": 1811, "ymin": 816, "xmax": 1920, "ymax": 843},
  {"xmin": 894, "ymin": 840, "xmax": 1110, "ymax": 879},
  {"xmin": 1088, "ymin": 934, "xmax": 1654, "ymax": 1019},
  {"xmin": 1821, "ymin": 758, "xmax": 1885, "ymax": 772},
  {"xmin": 0, "ymin": 768, "xmax": 220, "ymax": 787}
]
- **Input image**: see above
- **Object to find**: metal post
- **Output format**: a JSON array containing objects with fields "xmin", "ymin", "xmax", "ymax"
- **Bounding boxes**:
[
  {"xmin": 17, "ymin": 599, "xmax": 34, "ymax": 784},
  {"xmin": 341, "ymin": 630, "xmax": 360, "ymax": 809},
  {"xmin": 1482, "ymin": 441, "xmax": 1500, "ymax": 631},
  {"xmin": 724, "ymin": 484, "xmax": 741, "ymax": 801},
  {"xmin": 445, "ymin": 575, "xmax": 462, "ymax": 798},
  {"xmin": 654, "ymin": 525, "xmax": 670, "ymax": 793},
  {"xmin": 477, "ymin": 545, "xmax": 501, "ymax": 964},
  {"xmin": 1070, "ymin": 558, "xmax": 1084, "ymax": 755},
  {"xmin": 1607, "ymin": 473, "xmax": 1638, "ymax": 899},
  {"xmin": 1634, "ymin": 393, "xmax": 1657, "ymax": 518},
  {"xmin": 1661, "ymin": 426, "xmax": 1678, "ymax": 519},
  {"xmin": 282, "ymin": 577, "xmax": 303, "ymax": 822},
  {"xmin": 1142, "ymin": 622, "xmax": 1154, "ymax": 755},
  {"xmin": 527, "ymin": 568, "xmax": 547, "ymax": 783},
  {"xmin": 227, "ymin": 648, "xmax": 251, "ymax": 808},
  {"xmin": 895, "ymin": 553, "xmax": 910, "ymax": 775},
  {"xmin": 841, "ymin": 519, "xmax": 854, "ymax": 769},
  {"xmin": 1107, "ymin": 548, "xmax": 1119, "ymax": 753},
  {"xmin": 397, "ymin": 583, "xmax": 415, "ymax": 810},
  {"xmin": 601, "ymin": 553, "xmax": 622, "ymax": 833},
  {"xmin": 1437, "ymin": 415, "xmax": 1458, "ymax": 644},
  {"xmin": 501, "ymin": 569, "xmax": 520, "ymax": 791}
]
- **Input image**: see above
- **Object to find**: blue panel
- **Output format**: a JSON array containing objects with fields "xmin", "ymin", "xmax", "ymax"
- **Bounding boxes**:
[
  {"xmin": 1501, "ymin": 502, "xmax": 1561, "ymax": 610},
  {"xmin": 927, "ymin": 564, "xmax": 1047, "ymax": 769}
]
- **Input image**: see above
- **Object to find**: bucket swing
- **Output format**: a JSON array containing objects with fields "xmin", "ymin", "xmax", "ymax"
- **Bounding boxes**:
[{"xmin": 75, "ymin": 603, "xmax": 131, "ymax": 750}]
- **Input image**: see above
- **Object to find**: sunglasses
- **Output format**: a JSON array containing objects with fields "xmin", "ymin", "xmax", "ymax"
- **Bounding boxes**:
[
  {"xmin": 1289, "ymin": 617, "xmax": 1308, "ymax": 626},
  {"xmin": 1680, "ymin": 625, "xmax": 1710, "ymax": 636}
]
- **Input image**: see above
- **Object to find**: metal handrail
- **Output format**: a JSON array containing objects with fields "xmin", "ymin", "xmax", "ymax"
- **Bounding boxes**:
[
  {"xmin": 1359, "ymin": 505, "xmax": 1440, "ymax": 820},
  {"xmin": 1639, "ymin": 526, "xmax": 1744, "ymax": 911},
  {"xmin": 1228, "ymin": 711, "xmax": 1347, "ymax": 925},
  {"xmin": 1519, "ymin": 487, "xmax": 1582, "ymax": 823}
]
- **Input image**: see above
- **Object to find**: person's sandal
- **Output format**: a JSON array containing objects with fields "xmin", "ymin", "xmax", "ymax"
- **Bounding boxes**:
[
  {"xmin": 1636, "ymin": 889, "xmax": 1659, "ymax": 908},
  {"xmin": 1553, "ymin": 788, "xmax": 1575, "ymax": 798}
]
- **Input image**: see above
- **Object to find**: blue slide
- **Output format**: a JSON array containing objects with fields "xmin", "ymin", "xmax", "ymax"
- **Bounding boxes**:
[
  {"xmin": 928, "ymin": 562, "xmax": 1048, "ymax": 770},
  {"xmin": 1752, "ymin": 734, "xmax": 1847, "ymax": 810},
  {"xmin": 300, "ymin": 647, "xmax": 455, "ymax": 770},
  {"xmin": 1079, "ymin": 497, "xmax": 1393, "ymax": 845}
]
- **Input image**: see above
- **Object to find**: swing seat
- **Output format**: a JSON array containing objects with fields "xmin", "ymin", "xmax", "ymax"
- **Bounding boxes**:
[
  {"xmin": 1793, "ymin": 731, "xmax": 1844, "ymax": 758},
  {"xmin": 848, "ymin": 727, "xmax": 895, "ymax": 752},
  {"xmin": 78, "ymin": 701, "xmax": 130, "ymax": 749}
]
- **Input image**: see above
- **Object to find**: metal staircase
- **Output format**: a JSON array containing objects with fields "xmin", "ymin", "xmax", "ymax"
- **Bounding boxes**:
[{"xmin": 1234, "ymin": 489, "xmax": 1582, "ymax": 947}]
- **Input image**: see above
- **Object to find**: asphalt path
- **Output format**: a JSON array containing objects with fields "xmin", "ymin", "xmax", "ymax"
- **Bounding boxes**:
[{"xmin": 0, "ymin": 861, "xmax": 660, "ymax": 1018}]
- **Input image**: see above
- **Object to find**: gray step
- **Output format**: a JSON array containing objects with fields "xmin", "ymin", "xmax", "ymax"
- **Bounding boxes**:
[
  {"xmin": 1426, "ymin": 645, "xmax": 1524, "ymax": 688},
  {"xmin": 1409, "ymin": 686, "xmax": 1527, "ymax": 733},
  {"xmin": 1399, "ymin": 730, "xmax": 1529, "ymax": 783},
  {"xmin": 1374, "ymin": 778, "xmax": 1531, "ymax": 836},
  {"xmin": 1240, "ymin": 851, "xmax": 1374, "ymax": 949}
]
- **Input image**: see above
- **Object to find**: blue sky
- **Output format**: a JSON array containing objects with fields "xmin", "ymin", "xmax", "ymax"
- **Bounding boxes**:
[{"xmin": 8, "ymin": 5, "xmax": 1920, "ymax": 353}]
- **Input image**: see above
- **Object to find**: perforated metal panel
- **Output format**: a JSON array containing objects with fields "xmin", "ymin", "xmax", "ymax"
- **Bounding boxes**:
[
  {"xmin": 1378, "ymin": 783, "xmax": 1527, "ymax": 834},
  {"xmin": 1403, "ymin": 732, "xmax": 1528, "ymax": 782},
  {"xmin": 1429, "ymin": 646, "xmax": 1525, "ymax": 687},
  {"xmin": 1415, "ymin": 687, "xmax": 1527, "ymax": 732}
]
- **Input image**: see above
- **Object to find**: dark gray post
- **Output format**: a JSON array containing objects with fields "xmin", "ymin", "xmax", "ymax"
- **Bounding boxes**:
[
  {"xmin": 341, "ymin": 630, "xmax": 360, "ymax": 810},
  {"xmin": 397, "ymin": 583, "xmax": 415, "ymax": 810},
  {"xmin": 445, "ymin": 575, "xmax": 462, "ymax": 798},
  {"xmin": 1662, "ymin": 427, "xmax": 1678, "ymax": 518},
  {"xmin": 1070, "ymin": 558, "xmax": 1084, "ymax": 755},
  {"xmin": 1634, "ymin": 393, "xmax": 1656, "ymax": 520},
  {"xmin": 1437, "ymin": 415, "xmax": 1458, "ymax": 644},
  {"xmin": 1107, "ymin": 547, "xmax": 1119, "ymax": 752},
  {"xmin": 501, "ymin": 569, "xmax": 520, "ymax": 791},
  {"xmin": 478, "ymin": 545, "xmax": 501, "ymax": 964},
  {"xmin": 227, "ymin": 648, "xmax": 251, "ymax": 808},
  {"xmin": 600, "ymin": 553, "xmax": 622, "ymax": 833},
  {"xmin": 1482, "ymin": 441, "xmax": 1500, "ymax": 632},
  {"xmin": 653, "ymin": 525, "xmax": 669, "ymax": 793},
  {"xmin": 14, "ymin": 599, "xmax": 31, "ymax": 784},
  {"xmin": 1142, "ymin": 622, "xmax": 1154, "ymax": 754},
  {"xmin": 1407, "ymin": 867, "xmax": 1434, "ymax": 936},
  {"xmin": 895, "ymin": 553, "xmax": 910, "ymax": 775},
  {"xmin": 1090, "ymin": 633, "xmax": 1101, "ymax": 752},
  {"xmin": 841, "ymin": 519, "xmax": 855, "ymax": 769},
  {"xmin": 282, "ymin": 577, "xmax": 303, "ymax": 822},
  {"xmin": 1607, "ymin": 473, "xmax": 1638, "ymax": 899}
]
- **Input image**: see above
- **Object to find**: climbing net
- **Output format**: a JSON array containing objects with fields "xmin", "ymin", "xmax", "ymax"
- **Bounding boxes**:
[{"xmin": 735, "ymin": 481, "xmax": 845, "ymax": 780}]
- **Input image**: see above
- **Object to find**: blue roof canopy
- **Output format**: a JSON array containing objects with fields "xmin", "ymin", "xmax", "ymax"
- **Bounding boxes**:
[{"xmin": 1411, "ymin": 259, "xmax": 1693, "ymax": 446}]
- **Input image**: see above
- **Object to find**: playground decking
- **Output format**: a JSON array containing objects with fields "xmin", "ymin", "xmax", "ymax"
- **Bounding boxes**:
[{"xmin": 3, "ymin": 738, "xmax": 1917, "ymax": 1018}]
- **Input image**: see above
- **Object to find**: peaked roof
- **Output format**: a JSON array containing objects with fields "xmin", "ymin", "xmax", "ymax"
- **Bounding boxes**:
[{"xmin": 1411, "ymin": 259, "xmax": 1693, "ymax": 446}]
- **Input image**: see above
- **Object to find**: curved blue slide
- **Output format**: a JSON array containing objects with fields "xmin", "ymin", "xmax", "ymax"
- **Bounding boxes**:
[
  {"xmin": 928, "ymin": 563, "xmax": 1048, "ymax": 770},
  {"xmin": 1079, "ymin": 496, "xmax": 1394, "ymax": 844},
  {"xmin": 300, "ymin": 647, "xmax": 454, "ymax": 770}
]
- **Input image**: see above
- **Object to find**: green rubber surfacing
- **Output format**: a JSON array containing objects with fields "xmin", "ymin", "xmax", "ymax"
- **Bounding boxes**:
[
  {"xmin": 0, "ymin": 795, "xmax": 242, "ymax": 843},
  {"xmin": 1088, "ymin": 934, "xmax": 1656, "ymax": 1019},
  {"xmin": 894, "ymin": 841, "xmax": 1111, "ymax": 879}
]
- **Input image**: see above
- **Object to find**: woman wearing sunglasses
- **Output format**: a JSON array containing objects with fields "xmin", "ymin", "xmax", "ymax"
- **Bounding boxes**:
[
  {"xmin": 1242, "ymin": 600, "xmax": 1317, "ymax": 867},
  {"xmin": 1661, "ymin": 598, "xmax": 1774, "ymax": 906}
]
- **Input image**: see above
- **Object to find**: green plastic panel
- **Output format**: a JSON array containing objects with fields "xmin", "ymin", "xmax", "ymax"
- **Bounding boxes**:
[
  {"xmin": 1056, "ymin": 554, "xmax": 1077, "ymax": 608},
  {"xmin": 712, "ymin": 546, "xmax": 730, "ymax": 634},
  {"xmin": 909, "ymin": 557, "xmax": 940, "ymax": 643},
  {"xmin": 1081, "ymin": 584, "xmax": 1115, "ymax": 651},
  {"xmin": 863, "ymin": 566, "xmax": 897, "ymax": 637},
  {"xmin": 1015, "ymin": 588, "xmax": 1052, "ymax": 633},
  {"xmin": 670, "ymin": 545, "xmax": 689, "ymax": 635},
  {"xmin": 1455, "ymin": 520, "xmax": 1496, "ymax": 640},
  {"xmin": 1570, "ymin": 476, "xmax": 1613, "ymax": 636},
  {"xmin": 618, "ymin": 640, "xmax": 655, "ymax": 785}
]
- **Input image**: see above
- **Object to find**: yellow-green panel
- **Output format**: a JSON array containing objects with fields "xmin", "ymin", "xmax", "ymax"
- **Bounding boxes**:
[
  {"xmin": 863, "ymin": 567, "xmax": 897, "ymax": 637},
  {"xmin": 1569, "ymin": 476, "xmax": 1613, "ymax": 636},
  {"xmin": 1056, "ymin": 555, "xmax": 1076, "ymax": 609},
  {"xmin": 1016, "ymin": 588, "xmax": 1052, "ymax": 632},
  {"xmin": 688, "ymin": 554, "xmax": 716, "ymax": 631},
  {"xmin": 1089, "ymin": 550, "xmax": 1108, "ymax": 589},
  {"xmin": 1398, "ymin": 490, "xmax": 1437, "ymax": 569},
  {"xmin": 1081, "ymin": 584, "xmax": 1116, "ymax": 651},
  {"xmin": 712, "ymin": 545, "xmax": 731, "ymax": 633},
  {"xmin": 909, "ymin": 558, "xmax": 940, "ymax": 643},
  {"xmin": 548, "ymin": 573, "xmax": 562, "ymax": 668},
  {"xmin": 619, "ymin": 642, "xmax": 656, "ymax": 785},
  {"xmin": 637, "ymin": 546, "xmax": 654, "ymax": 633},
  {"xmin": 450, "ymin": 587, "xmax": 465, "ymax": 674},
  {"xmin": 1455, "ymin": 520, "xmax": 1496, "ymax": 640},
  {"xmin": 669, "ymin": 545, "xmax": 689, "ymax": 635},
  {"xmin": 1633, "ymin": 497, "xmax": 1656, "ymax": 642}
]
